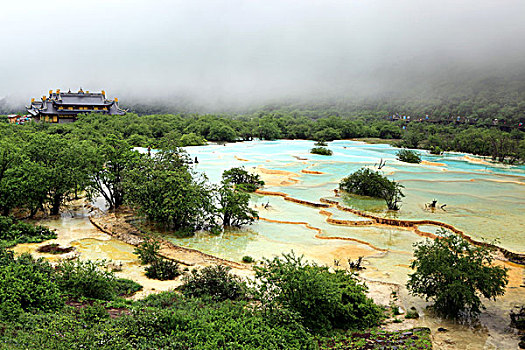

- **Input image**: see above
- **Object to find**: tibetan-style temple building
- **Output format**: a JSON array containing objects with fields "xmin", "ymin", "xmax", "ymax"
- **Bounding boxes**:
[{"xmin": 27, "ymin": 89, "xmax": 125, "ymax": 123}]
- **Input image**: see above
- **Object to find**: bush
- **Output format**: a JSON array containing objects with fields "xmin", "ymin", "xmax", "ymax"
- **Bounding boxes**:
[
  {"xmin": 405, "ymin": 307, "xmax": 419, "ymax": 319},
  {"xmin": 0, "ymin": 250, "xmax": 62, "ymax": 320},
  {"xmin": 3, "ymin": 298, "xmax": 313, "ymax": 349},
  {"xmin": 56, "ymin": 260, "xmax": 118, "ymax": 300},
  {"xmin": 310, "ymin": 146, "xmax": 333, "ymax": 156},
  {"xmin": 254, "ymin": 252, "xmax": 383, "ymax": 334},
  {"xmin": 134, "ymin": 239, "xmax": 161, "ymax": 265},
  {"xmin": 407, "ymin": 232, "xmax": 508, "ymax": 318},
  {"xmin": 430, "ymin": 145, "xmax": 444, "ymax": 155},
  {"xmin": 114, "ymin": 278, "xmax": 143, "ymax": 296},
  {"xmin": 139, "ymin": 290, "xmax": 182, "ymax": 308},
  {"xmin": 180, "ymin": 265, "xmax": 247, "ymax": 301},
  {"xmin": 144, "ymin": 258, "xmax": 181, "ymax": 280},
  {"xmin": 242, "ymin": 255, "xmax": 254, "ymax": 263},
  {"xmin": 0, "ymin": 216, "xmax": 56, "ymax": 248},
  {"xmin": 396, "ymin": 149, "xmax": 422, "ymax": 163},
  {"xmin": 78, "ymin": 302, "xmax": 110, "ymax": 323},
  {"xmin": 339, "ymin": 167, "xmax": 404, "ymax": 210}
]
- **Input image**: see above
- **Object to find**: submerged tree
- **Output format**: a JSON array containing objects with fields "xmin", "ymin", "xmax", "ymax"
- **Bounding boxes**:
[
  {"xmin": 221, "ymin": 167, "xmax": 264, "ymax": 192},
  {"xmin": 407, "ymin": 233, "xmax": 508, "ymax": 318},
  {"xmin": 396, "ymin": 149, "xmax": 422, "ymax": 163},
  {"xmin": 339, "ymin": 167, "xmax": 404, "ymax": 210},
  {"xmin": 215, "ymin": 181, "xmax": 258, "ymax": 227},
  {"xmin": 123, "ymin": 148, "xmax": 215, "ymax": 231}
]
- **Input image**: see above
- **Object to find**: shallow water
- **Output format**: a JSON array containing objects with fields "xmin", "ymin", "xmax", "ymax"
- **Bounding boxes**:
[
  {"xmin": 180, "ymin": 140, "xmax": 524, "ymax": 349},
  {"xmin": 15, "ymin": 140, "xmax": 524, "ymax": 348}
]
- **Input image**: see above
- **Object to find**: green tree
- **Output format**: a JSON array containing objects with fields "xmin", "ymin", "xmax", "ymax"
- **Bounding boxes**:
[
  {"xmin": 215, "ymin": 181, "xmax": 258, "ymax": 227},
  {"xmin": 123, "ymin": 148, "xmax": 215, "ymax": 231},
  {"xmin": 407, "ymin": 233, "xmax": 508, "ymax": 318},
  {"xmin": 310, "ymin": 146, "xmax": 333, "ymax": 156},
  {"xmin": 396, "ymin": 149, "xmax": 422, "ymax": 163},
  {"xmin": 221, "ymin": 167, "xmax": 264, "ymax": 192},
  {"xmin": 24, "ymin": 134, "xmax": 94, "ymax": 215},
  {"xmin": 207, "ymin": 123, "xmax": 238, "ymax": 142},
  {"xmin": 179, "ymin": 132, "xmax": 206, "ymax": 146},
  {"xmin": 258, "ymin": 119, "xmax": 282, "ymax": 140},
  {"xmin": 0, "ymin": 140, "xmax": 24, "ymax": 215},
  {"xmin": 89, "ymin": 135, "xmax": 139, "ymax": 209},
  {"xmin": 339, "ymin": 167, "xmax": 404, "ymax": 210}
]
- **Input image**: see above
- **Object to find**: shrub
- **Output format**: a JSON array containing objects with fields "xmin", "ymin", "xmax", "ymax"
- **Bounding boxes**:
[
  {"xmin": 139, "ymin": 290, "xmax": 182, "ymax": 308},
  {"xmin": 56, "ymin": 260, "xmax": 117, "ymax": 300},
  {"xmin": 254, "ymin": 252, "xmax": 383, "ymax": 334},
  {"xmin": 339, "ymin": 167, "xmax": 405, "ymax": 210},
  {"xmin": 0, "ymin": 250, "xmax": 62, "ymax": 320},
  {"xmin": 430, "ymin": 145, "xmax": 444, "ymax": 155},
  {"xmin": 310, "ymin": 147, "xmax": 333, "ymax": 156},
  {"xmin": 242, "ymin": 255, "xmax": 254, "ymax": 263},
  {"xmin": 405, "ymin": 307, "xmax": 419, "ymax": 319},
  {"xmin": 180, "ymin": 265, "xmax": 247, "ymax": 301},
  {"xmin": 78, "ymin": 302, "xmax": 110, "ymax": 323},
  {"xmin": 396, "ymin": 149, "xmax": 422, "ymax": 163},
  {"xmin": 4, "ymin": 299, "xmax": 313, "ymax": 349},
  {"xmin": 114, "ymin": 278, "xmax": 143, "ymax": 296},
  {"xmin": 144, "ymin": 258, "xmax": 181, "ymax": 280},
  {"xmin": 134, "ymin": 239, "xmax": 161, "ymax": 265},
  {"xmin": 0, "ymin": 216, "xmax": 56, "ymax": 247},
  {"xmin": 314, "ymin": 140, "xmax": 328, "ymax": 146},
  {"xmin": 407, "ymin": 232, "xmax": 508, "ymax": 318}
]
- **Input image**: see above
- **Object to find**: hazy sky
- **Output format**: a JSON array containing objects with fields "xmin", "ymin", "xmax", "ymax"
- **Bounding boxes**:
[{"xmin": 2, "ymin": 0, "xmax": 525, "ymax": 108}]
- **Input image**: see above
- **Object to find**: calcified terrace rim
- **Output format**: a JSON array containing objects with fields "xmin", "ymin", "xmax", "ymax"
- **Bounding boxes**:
[{"xmin": 254, "ymin": 189, "xmax": 525, "ymax": 266}]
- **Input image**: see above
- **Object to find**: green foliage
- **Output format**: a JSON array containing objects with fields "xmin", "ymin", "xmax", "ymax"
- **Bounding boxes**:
[
  {"xmin": 144, "ymin": 258, "xmax": 181, "ymax": 280},
  {"xmin": 124, "ymin": 148, "xmax": 215, "ymax": 230},
  {"xmin": 114, "ymin": 278, "xmax": 143, "ymax": 296},
  {"xmin": 180, "ymin": 265, "xmax": 248, "ymax": 301},
  {"xmin": 253, "ymin": 252, "xmax": 383, "ymax": 334},
  {"xmin": 78, "ymin": 302, "xmax": 110, "ymax": 323},
  {"xmin": 179, "ymin": 132, "xmax": 207, "ymax": 146},
  {"xmin": 407, "ymin": 233, "xmax": 508, "ymax": 318},
  {"xmin": 216, "ymin": 181, "xmax": 258, "ymax": 227},
  {"xmin": 430, "ymin": 145, "xmax": 444, "ymax": 155},
  {"xmin": 339, "ymin": 167, "xmax": 405, "ymax": 210},
  {"xmin": 0, "ymin": 216, "xmax": 56, "ymax": 248},
  {"xmin": 134, "ymin": 239, "xmax": 160, "ymax": 265},
  {"xmin": 87, "ymin": 135, "xmax": 139, "ymax": 209},
  {"xmin": 221, "ymin": 167, "xmax": 264, "ymax": 192},
  {"xmin": 55, "ymin": 260, "xmax": 118, "ymax": 301},
  {"xmin": 0, "ymin": 249, "xmax": 62, "ymax": 320},
  {"xmin": 396, "ymin": 149, "xmax": 422, "ymax": 163},
  {"xmin": 405, "ymin": 307, "xmax": 420, "ymax": 319},
  {"xmin": 310, "ymin": 146, "xmax": 333, "ymax": 156},
  {"xmin": 314, "ymin": 128, "xmax": 341, "ymax": 141},
  {"xmin": 1, "ymin": 298, "xmax": 313, "ymax": 349},
  {"xmin": 242, "ymin": 255, "xmax": 255, "ymax": 263},
  {"xmin": 317, "ymin": 328, "xmax": 432, "ymax": 349}
]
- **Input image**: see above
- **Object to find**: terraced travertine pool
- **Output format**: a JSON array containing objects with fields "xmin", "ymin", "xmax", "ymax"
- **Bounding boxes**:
[
  {"xmin": 15, "ymin": 139, "xmax": 525, "ymax": 349},
  {"xmin": 175, "ymin": 140, "xmax": 524, "ymax": 266},
  {"xmin": 175, "ymin": 139, "xmax": 524, "ymax": 349}
]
